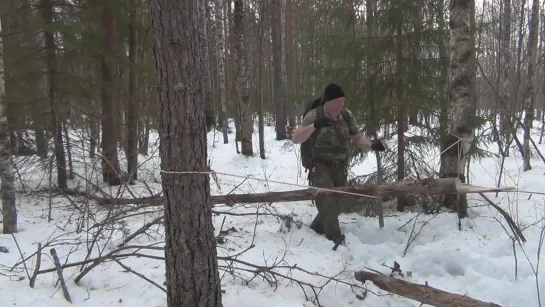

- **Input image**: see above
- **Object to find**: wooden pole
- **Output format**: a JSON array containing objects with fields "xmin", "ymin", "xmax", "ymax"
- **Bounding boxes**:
[
  {"xmin": 211, "ymin": 177, "xmax": 514, "ymax": 205},
  {"xmin": 61, "ymin": 177, "xmax": 514, "ymax": 206}
]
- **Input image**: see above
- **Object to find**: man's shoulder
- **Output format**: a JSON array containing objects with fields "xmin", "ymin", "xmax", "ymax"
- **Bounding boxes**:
[
  {"xmin": 302, "ymin": 108, "xmax": 318, "ymax": 126},
  {"xmin": 342, "ymin": 108, "xmax": 353, "ymax": 116},
  {"xmin": 341, "ymin": 108, "xmax": 355, "ymax": 120},
  {"xmin": 305, "ymin": 108, "xmax": 318, "ymax": 117},
  {"xmin": 341, "ymin": 108, "xmax": 360, "ymax": 135}
]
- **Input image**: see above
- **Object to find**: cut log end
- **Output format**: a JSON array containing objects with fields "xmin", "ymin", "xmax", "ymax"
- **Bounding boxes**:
[{"xmin": 455, "ymin": 181, "xmax": 515, "ymax": 194}]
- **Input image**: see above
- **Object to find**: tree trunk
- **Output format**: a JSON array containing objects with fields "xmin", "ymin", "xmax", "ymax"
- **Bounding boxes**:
[
  {"xmin": 540, "ymin": 12, "xmax": 545, "ymax": 144},
  {"xmin": 395, "ymin": 4, "xmax": 406, "ymax": 212},
  {"xmin": 138, "ymin": 116, "xmax": 149, "ymax": 156},
  {"xmin": 90, "ymin": 103, "xmax": 99, "ymax": 158},
  {"xmin": 33, "ymin": 104, "xmax": 47, "ymax": 159},
  {"xmin": 206, "ymin": 3, "xmax": 218, "ymax": 129},
  {"xmin": 138, "ymin": 85, "xmax": 149, "ymax": 157},
  {"xmin": 440, "ymin": 0, "xmax": 475, "ymax": 218},
  {"xmin": 285, "ymin": 0, "xmax": 295, "ymax": 133},
  {"xmin": 522, "ymin": 0, "xmax": 540, "ymax": 171},
  {"xmin": 437, "ymin": 0, "xmax": 449, "ymax": 144},
  {"xmin": 257, "ymin": 0, "xmax": 266, "ymax": 159},
  {"xmin": 202, "ymin": 1, "xmax": 214, "ymax": 132},
  {"xmin": 498, "ymin": 0, "xmax": 511, "ymax": 155},
  {"xmin": 233, "ymin": 0, "xmax": 253, "ymax": 156},
  {"xmin": 465, "ymin": 0, "xmax": 477, "ymax": 184},
  {"xmin": 127, "ymin": 1, "xmax": 138, "ymax": 182},
  {"xmin": 115, "ymin": 41, "xmax": 126, "ymax": 156},
  {"xmin": 365, "ymin": 0, "xmax": 383, "ymax": 226},
  {"xmin": 42, "ymin": 0, "xmax": 67, "ymax": 188},
  {"xmin": 271, "ymin": 0, "xmax": 287, "ymax": 140},
  {"xmin": 506, "ymin": 0, "xmax": 527, "ymax": 158},
  {"xmin": 150, "ymin": 0, "xmax": 223, "ymax": 305},
  {"xmin": 101, "ymin": 4, "xmax": 121, "ymax": 185},
  {"xmin": 0, "ymin": 17, "xmax": 17, "ymax": 234},
  {"xmin": 62, "ymin": 120, "xmax": 74, "ymax": 179},
  {"xmin": 28, "ymin": 0, "xmax": 47, "ymax": 159},
  {"xmin": 215, "ymin": 0, "xmax": 229, "ymax": 144},
  {"xmin": 226, "ymin": 0, "xmax": 240, "ymax": 151}
]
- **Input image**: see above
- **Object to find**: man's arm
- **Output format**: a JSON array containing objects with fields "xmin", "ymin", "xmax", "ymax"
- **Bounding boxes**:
[
  {"xmin": 345, "ymin": 109, "xmax": 373, "ymax": 150},
  {"xmin": 292, "ymin": 110, "xmax": 317, "ymax": 144},
  {"xmin": 352, "ymin": 134, "xmax": 373, "ymax": 150},
  {"xmin": 292, "ymin": 125, "xmax": 316, "ymax": 144}
]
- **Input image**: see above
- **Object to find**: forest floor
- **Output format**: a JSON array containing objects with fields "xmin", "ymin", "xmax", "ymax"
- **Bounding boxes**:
[{"xmin": 1, "ymin": 121, "xmax": 544, "ymax": 307}]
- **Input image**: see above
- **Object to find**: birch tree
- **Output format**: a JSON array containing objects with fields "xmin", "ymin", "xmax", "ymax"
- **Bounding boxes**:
[
  {"xmin": 498, "ymin": 0, "xmax": 511, "ymax": 154},
  {"xmin": 440, "ymin": 0, "xmax": 475, "ymax": 218}
]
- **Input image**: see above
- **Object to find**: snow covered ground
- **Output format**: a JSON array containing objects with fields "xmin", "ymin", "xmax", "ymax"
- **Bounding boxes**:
[{"xmin": 1, "ymin": 121, "xmax": 544, "ymax": 307}]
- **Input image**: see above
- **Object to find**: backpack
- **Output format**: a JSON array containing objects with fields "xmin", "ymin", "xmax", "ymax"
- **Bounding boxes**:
[{"xmin": 300, "ymin": 97, "xmax": 349, "ymax": 172}]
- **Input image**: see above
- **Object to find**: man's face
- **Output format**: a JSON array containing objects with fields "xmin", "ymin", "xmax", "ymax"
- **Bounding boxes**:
[{"xmin": 325, "ymin": 97, "xmax": 345, "ymax": 114}]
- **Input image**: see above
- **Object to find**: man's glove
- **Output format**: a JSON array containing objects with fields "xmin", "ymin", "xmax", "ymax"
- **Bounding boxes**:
[
  {"xmin": 314, "ymin": 117, "xmax": 332, "ymax": 129},
  {"xmin": 371, "ymin": 139, "xmax": 385, "ymax": 152}
]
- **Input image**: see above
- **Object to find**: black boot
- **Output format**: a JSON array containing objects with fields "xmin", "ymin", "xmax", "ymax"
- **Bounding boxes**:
[{"xmin": 332, "ymin": 234, "xmax": 346, "ymax": 251}]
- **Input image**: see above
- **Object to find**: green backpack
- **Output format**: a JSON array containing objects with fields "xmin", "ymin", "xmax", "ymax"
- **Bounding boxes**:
[{"xmin": 300, "ymin": 97, "xmax": 349, "ymax": 172}]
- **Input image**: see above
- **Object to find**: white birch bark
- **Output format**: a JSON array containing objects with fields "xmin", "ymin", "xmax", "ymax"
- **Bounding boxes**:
[{"xmin": 440, "ymin": 0, "xmax": 475, "ymax": 218}]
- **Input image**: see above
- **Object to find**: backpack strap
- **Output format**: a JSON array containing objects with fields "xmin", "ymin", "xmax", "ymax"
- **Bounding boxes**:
[
  {"xmin": 317, "ymin": 102, "xmax": 324, "ymax": 118},
  {"xmin": 305, "ymin": 105, "xmax": 324, "ymax": 177},
  {"xmin": 341, "ymin": 109, "xmax": 350, "ymax": 126},
  {"xmin": 311, "ymin": 104, "xmax": 325, "ymax": 140}
]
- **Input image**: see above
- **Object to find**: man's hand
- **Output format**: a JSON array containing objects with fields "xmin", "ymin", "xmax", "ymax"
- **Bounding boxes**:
[
  {"xmin": 314, "ymin": 117, "xmax": 332, "ymax": 129},
  {"xmin": 371, "ymin": 139, "xmax": 386, "ymax": 152}
]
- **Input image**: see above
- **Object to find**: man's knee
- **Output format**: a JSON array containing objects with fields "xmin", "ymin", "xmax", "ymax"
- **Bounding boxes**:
[{"xmin": 317, "ymin": 198, "xmax": 338, "ymax": 214}]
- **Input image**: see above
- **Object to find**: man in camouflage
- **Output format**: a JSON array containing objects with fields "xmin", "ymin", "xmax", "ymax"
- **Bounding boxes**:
[{"xmin": 292, "ymin": 83, "xmax": 385, "ymax": 245}]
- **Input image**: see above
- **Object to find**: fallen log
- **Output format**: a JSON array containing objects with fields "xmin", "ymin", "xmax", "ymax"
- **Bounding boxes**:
[
  {"xmin": 354, "ymin": 270, "xmax": 502, "ymax": 307},
  {"xmin": 211, "ymin": 177, "xmax": 514, "ymax": 206},
  {"xmin": 58, "ymin": 177, "xmax": 514, "ymax": 206}
]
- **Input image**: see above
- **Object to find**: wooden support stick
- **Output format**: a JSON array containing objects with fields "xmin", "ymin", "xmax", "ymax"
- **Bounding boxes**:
[
  {"xmin": 29, "ymin": 243, "xmax": 42, "ymax": 288},
  {"xmin": 50, "ymin": 248, "xmax": 72, "ymax": 303}
]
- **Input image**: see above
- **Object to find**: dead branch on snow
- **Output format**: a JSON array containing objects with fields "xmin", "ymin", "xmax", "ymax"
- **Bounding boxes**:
[{"xmin": 354, "ymin": 269, "xmax": 502, "ymax": 307}]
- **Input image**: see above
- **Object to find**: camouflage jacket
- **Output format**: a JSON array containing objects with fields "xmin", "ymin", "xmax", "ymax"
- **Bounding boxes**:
[{"xmin": 301, "ymin": 107, "xmax": 360, "ymax": 162}]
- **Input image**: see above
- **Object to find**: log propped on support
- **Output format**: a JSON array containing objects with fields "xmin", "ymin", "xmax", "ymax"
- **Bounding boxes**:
[
  {"xmin": 211, "ymin": 177, "xmax": 514, "ymax": 205},
  {"xmin": 354, "ymin": 270, "xmax": 502, "ymax": 307},
  {"xmin": 73, "ymin": 177, "xmax": 514, "ymax": 207}
]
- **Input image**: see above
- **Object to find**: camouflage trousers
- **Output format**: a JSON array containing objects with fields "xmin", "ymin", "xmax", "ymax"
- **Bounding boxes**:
[{"xmin": 308, "ymin": 160, "xmax": 348, "ymax": 243}]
